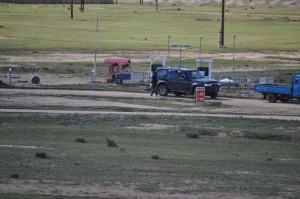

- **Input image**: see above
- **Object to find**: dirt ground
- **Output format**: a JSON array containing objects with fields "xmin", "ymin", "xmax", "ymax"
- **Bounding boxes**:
[
  {"xmin": 1, "ymin": 88, "xmax": 300, "ymax": 119},
  {"xmin": 0, "ymin": 178, "xmax": 283, "ymax": 199}
]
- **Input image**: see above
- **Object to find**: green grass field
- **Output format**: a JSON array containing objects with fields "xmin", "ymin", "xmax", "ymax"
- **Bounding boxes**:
[
  {"xmin": 0, "ymin": 113, "xmax": 299, "ymax": 198},
  {"xmin": 0, "ymin": 3, "xmax": 299, "ymax": 53},
  {"xmin": 0, "ymin": 3, "xmax": 299, "ymax": 84}
]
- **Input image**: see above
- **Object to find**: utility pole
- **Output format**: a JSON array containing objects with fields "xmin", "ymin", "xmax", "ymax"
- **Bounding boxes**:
[
  {"xmin": 93, "ymin": 3, "xmax": 100, "ymax": 81},
  {"xmin": 232, "ymin": 34, "xmax": 236, "ymax": 82},
  {"xmin": 219, "ymin": 0, "xmax": 225, "ymax": 48},
  {"xmin": 167, "ymin": 34, "xmax": 170, "ymax": 66},
  {"xmin": 71, "ymin": 0, "xmax": 74, "ymax": 19}
]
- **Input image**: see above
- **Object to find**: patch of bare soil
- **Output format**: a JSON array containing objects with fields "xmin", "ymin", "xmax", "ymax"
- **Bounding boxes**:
[
  {"xmin": 0, "ymin": 179, "xmax": 278, "ymax": 199},
  {"xmin": 0, "ymin": 89, "xmax": 300, "ymax": 117},
  {"xmin": 126, "ymin": 123, "xmax": 175, "ymax": 130},
  {"xmin": 0, "ymin": 145, "xmax": 54, "ymax": 150},
  {"xmin": 1, "ymin": 51, "xmax": 300, "ymax": 64}
]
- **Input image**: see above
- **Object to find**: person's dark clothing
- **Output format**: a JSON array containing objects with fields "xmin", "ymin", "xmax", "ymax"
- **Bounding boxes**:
[{"xmin": 150, "ymin": 75, "xmax": 158, "ymax": 96}]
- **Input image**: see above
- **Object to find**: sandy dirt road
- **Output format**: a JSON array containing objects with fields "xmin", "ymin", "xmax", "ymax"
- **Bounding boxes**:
[{"xmin": 1, "ymin": 88, "xmax": 300, "ymax": 120}]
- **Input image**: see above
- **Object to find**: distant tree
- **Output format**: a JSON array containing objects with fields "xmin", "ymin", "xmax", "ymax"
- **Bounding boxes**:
[
  {"xmin": 140, "ymin": 0, "xmax": 143, "ymax": 4},
  {"xmin": 155, "ymin": 0, "xmax": 158, "ymax": 11}
]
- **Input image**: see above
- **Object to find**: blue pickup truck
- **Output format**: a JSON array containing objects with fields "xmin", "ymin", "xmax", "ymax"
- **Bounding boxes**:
[{"xmin": 254, "ymin": 73, "xmax": 300, "ymax": 103}]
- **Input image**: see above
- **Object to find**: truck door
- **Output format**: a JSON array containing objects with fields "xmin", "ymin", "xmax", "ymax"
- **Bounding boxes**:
[
  {"xmin": 176, "ymin": 71, "xmax": 191, "ymax": 91},
  {"xmin": 294, "ymin": 76, "xmax": 300, "ymax": 97},
  {"xmin": 167, "ymin": 70, "xmax": 178, "ymax": 90}
]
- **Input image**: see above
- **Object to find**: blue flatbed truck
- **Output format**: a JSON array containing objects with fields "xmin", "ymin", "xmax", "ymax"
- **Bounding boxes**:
[{"xmin": 254, "ymin": 73, "xmax": 300, "ymax": 103}]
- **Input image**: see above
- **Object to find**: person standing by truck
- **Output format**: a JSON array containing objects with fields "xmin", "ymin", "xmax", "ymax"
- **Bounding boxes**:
[{"xmin": 150, "ymin": 73, "xmax": 158, "ymax": 96}]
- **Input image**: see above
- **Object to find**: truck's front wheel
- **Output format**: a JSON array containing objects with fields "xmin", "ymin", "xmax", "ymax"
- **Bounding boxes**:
[
  {"xmin": 267, "ymin": 94, "xmax": 277, "ymax": 103},
  {"xmin": 158, "ymin": 84, "xmax": 168, "ymax": 96}
]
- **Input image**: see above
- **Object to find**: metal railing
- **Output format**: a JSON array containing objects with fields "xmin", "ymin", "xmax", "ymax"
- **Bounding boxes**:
[
  {"xmin": 123, "ymin": 71, "xmax": 274, "ymax": 86},
  {"xmin": 123, "ymin": 72, "xmax": 151, "ymax": 84},
  {"xmin": 212, "ymin": 75, "xmax": 274, "ymax": 86}
]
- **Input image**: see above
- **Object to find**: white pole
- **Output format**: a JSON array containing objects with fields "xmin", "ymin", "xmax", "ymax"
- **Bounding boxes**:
[
  {"xmin": 9, "ymin": 67, "xmax": 12, "ymax": 87},
  {"xmin": 198, "ymin": 35, "xmax": 202, "ymax": 59},
  {"xmin": 167, "ymin": 34, "xmax": 170, "ymax": 66},
  {"xmin": 232, "ymin": 34, "xmax": 236, "ymax": 81},
  {"xmin": 90, "ymin": 69, "xmax": 95, "ymax": 89},
  {"xmin": 198, "ymin": 35, "xmax": 202, "ymax": 69},
  {"xmin": 93, "ymin": 3, "xmax": 99, "ymax": 81}
]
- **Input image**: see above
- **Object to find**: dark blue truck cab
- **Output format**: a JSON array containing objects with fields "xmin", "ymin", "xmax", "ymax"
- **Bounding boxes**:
[{"xmin": 254, "ymin": 73, "xmax": 300, "ymax": 103}]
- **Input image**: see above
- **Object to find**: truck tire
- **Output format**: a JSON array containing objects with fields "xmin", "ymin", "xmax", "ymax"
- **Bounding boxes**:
[
  {"xmin": 210, "ymin": 92, "xmax": 218, "ymax": 99},
  {"xmin": 267, "ymin": 94, "xmax": 277, "ymax": 103},
  {"xmin": 174, "ymin": 92, "xmax": 182, "ymax": 97},
  {"xmin": 158, "ymin": 84, "xmax": 168, "ymax": 96},
  {"xmin": 263, "ymin": 93, "xmax": 267, "ymax": 99}
]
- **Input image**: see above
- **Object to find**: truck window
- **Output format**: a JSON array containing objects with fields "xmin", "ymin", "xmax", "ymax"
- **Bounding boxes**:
[
  {"xmin": 178, "ymin": 71, "xmax": 185, "ymax": 79},
  {"xmin": 168, "ymin": 70, "xmax": 178, "ymax": 79},
  {"xmin": 157, "ymin": 69, "xmax": 168, "ymax": 79},
  {"xmin": 295, "ymin": 79, "xmax": 299, "ymax": 85}
]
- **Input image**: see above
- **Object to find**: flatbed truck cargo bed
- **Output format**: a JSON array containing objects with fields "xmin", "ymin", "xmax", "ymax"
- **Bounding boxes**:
[{"xmin": 254, "ymin": 74, "xmax": 300, "ymax": 103}]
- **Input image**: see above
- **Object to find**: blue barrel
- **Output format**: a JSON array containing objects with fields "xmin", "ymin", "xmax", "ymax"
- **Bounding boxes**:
[{"xmin": 31, "ymin": 76, "xmax": 40, "ymax": 84}]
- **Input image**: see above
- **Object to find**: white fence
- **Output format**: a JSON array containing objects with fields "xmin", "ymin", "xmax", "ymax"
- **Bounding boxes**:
[
  {"xmin": 123, "ymin": 72, "xmax": 151, "ymax": 84},
  {"xmin": 123, "ymin": 71, "xmax": 274, "ymax": 86},
  {"xmin": 212, "ymin": 75, "xmax": 274, "ymax": 86}
]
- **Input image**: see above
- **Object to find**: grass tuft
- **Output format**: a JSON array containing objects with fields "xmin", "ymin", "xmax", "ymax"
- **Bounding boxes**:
[
  {"xmin": 10, "ymin": 174, "xmax": 19, "ymax": 179},
  {"xmin": 75, "ymin": 138, "xmax": 86, "ymax": 143},
  {"xmin": 106, "ymin": 138, "xmax": 118, "ymax": 148},
  {"xmin": 151, "ymin": 155, "xmax": 160, "ymax": 160},
  {"xmin": 266, "ymin": 158, "xmax": 273, "ymax": 161},
  {"xmin": 35, "ymin": 152, "xmax": 47, "ymax": 159},
  {"xmin": 186, "ymin": 133, "xmax": 200, "ymax": 139}
]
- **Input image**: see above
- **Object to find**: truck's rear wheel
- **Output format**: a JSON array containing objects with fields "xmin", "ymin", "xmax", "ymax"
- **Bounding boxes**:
[
  {"xmin": 158, "ymin": 84, "xmax": 168, "ymax": 96},
  {"xmin": 210, "ymin": 92, "xmax": 218, "ymax": 99},
  {"xmin": 267, "ymin": 94, "xmax": 277, "ymax": 103}
]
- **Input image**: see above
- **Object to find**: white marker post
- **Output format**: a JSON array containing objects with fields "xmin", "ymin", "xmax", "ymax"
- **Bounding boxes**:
[
  {"xmin": 90, "ymin": 69, "xmax": 95, "ymax": 89},
  {"xmin": 9, "ymin": 68, "xmax": 12, "ymax": 87}
]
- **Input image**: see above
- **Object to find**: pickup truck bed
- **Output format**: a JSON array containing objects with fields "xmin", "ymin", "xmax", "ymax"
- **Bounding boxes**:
[
  {"xmin": 254, "ymin": 73, "xmax": 300, "ymax": 103},
  {"xmin": 254, "ymin": 84, "xmax": 291, "ymax": 95}
]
